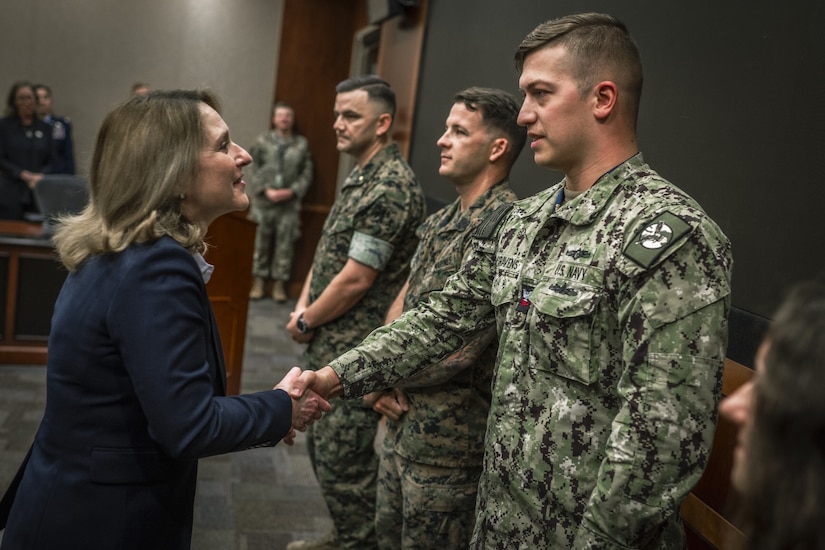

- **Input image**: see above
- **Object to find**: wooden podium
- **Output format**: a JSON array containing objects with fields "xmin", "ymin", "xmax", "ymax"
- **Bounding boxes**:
[
  {"xmin": 0, "ymin": 214, "xmax": 256, "ymax": 397},
  {"xmin": 0, "ymin": 220, "xmax": 65, "ymax": 364},
  {"xmin": 204, "ymin": 211, "xmax": 256, "ymax": 395}
]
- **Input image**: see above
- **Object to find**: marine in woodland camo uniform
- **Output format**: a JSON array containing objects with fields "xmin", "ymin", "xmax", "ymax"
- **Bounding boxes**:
[
  {"xmin": 305, "ymin": 142, "xmax": 425, "ymax": 548},
  {"xmin": 328, "ymin": 154, "xmax": 732, "ymax": 548},
  {"xmin": 376, "ymin": 180, "xmax": 517, "ymax": 548},
  {"xmin": 248, "ymin": 130, "xmax": 313, "ymax": 282}
]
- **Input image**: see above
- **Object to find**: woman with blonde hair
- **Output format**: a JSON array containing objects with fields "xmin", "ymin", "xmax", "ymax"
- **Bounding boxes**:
[{"xmin": 0, "ymin": 90, "xmax": 328, "ymax": 549}]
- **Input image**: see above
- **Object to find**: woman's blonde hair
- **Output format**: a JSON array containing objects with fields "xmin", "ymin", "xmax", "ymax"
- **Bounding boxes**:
[{"xmin": 53, "ymin": 89, "xmax": 221, "ymax": 271}]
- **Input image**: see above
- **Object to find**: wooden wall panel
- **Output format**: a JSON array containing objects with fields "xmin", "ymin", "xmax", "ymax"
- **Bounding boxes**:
[
  {"xmin": 269, "ymin": 0, "xmax": 427, "ymax": 298},
  {"xmin": 0, "ymin": 240, "xmax": 61, "ymax": 365},
  {"xmin": 273, "ymin": 0, "xmax": 368, "ymax": 296},
  {"xmin": 376, "ymin": 0, "xmax": 429, "ymax": 159},
  {"xmin": 205, "ymin": 212, "xmax": 256, "ymax": 395}
]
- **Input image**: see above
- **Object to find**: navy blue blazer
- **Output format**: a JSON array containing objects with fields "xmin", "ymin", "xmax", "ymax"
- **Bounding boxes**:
[
  {"xmin": 0, "ymin": 236, "xmax": 293, "ymax": 549},
  {"xmin": 0, "ymin": 115, "xmax": 53, "ymax": 219}
]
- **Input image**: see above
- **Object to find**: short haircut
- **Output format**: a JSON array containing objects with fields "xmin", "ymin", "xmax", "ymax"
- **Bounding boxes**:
[
  {"xmin": 335, "ymin": 75, "xmax": 396, "ymax": 118},
  {"xmin": 515, "ymin": 12, "xmax": 643, "ymax": 121},
  {"xmin": 272, "ymin": 101, "xmax": 299, "ymax": 133},
  {"xmin": 33, "ymin": 83, "xmax": 52, "ymax": 97},
  {"xmin": 453, "ymin": 86, "xmax": 526, "ymax": 168}
]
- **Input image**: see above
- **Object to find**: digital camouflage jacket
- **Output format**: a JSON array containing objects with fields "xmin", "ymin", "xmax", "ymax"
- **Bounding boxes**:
[{"xmin": 329, "ymin": 154, "xmax": 733, "ymax": 549}]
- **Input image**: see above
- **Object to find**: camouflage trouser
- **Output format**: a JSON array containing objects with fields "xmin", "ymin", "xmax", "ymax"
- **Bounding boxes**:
[
  {"xmin": 251, "ymin": 206, "xmax": 300, "ymax": 280},
  {"xmin": 375, "ymin": 442, "xmax": 481, "ymax": 550},
  {"xmin": 307, "ymin": 400, "xmax": 381, "ymax": 550}
]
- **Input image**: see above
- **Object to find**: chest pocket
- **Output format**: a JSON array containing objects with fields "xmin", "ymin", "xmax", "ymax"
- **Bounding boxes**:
[
  {"xmin": 324, "ymin": 207, "xmax": 354, "ymax": 235},
  {"xmin": 416, "ymin": 238, "xmax": 468, "ymax": 297},
  {"xmin": 490, "ymin": 263, "xmax": 520, "ymax": 306},
  {"xmin": 318, "ymin": 203, "xmax": 357, "ymax": 259},
  {"xmin": 528, "ymin": 279, "xmax": 603, "ymax": 385}
]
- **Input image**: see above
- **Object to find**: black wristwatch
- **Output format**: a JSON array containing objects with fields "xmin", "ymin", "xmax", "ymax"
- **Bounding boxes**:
[{"xmin": 296, "ymin": 312, "xmax": 311, "ymax": 334}]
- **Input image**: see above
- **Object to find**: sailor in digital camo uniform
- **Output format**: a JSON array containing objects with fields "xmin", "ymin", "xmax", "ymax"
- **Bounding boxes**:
[{"xmin": 297, "ymin": 12, "xmax": 733, "ymax": 549}]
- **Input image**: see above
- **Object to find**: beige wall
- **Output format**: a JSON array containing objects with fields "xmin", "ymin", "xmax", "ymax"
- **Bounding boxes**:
[{"xmin": 0, "ymin": 0, "xmax": 284, "ymax": 175}]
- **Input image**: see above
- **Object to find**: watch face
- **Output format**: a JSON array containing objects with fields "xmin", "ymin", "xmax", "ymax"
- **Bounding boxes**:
[{"xmin": 297, "ymin": 315, "xmax": 307, "ymax": 333}]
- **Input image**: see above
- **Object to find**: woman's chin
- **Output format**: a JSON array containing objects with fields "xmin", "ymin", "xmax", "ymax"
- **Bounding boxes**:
[{"xmin": 233, "ymin": 194, "xmax": 250, "ymax": 212}]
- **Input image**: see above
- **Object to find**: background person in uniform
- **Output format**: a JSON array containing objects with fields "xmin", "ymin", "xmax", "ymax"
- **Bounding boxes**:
[
  {"xmin": 248, "ymin": 101, "xmax": 314, "ymax": 302},
  {"xmin": 34, "ymin": 83, "xmax": 75, "ymax": 175},
  {"xmin": 285, "ymin": 75, "xmax": 425, "ymax": 550},
  {"xmin": 720, "ymin": 277, "xmax": 825, "ymax": 550},
  {"xmin": 0, "ymin": 81, "xmax": 53, "ymax": 220},
  {"xmin": 365, "ymin": 86, "xmax": 523, "ymax": 549},
  {"xmin": 296, "ymin": 13, "xmax": 733, "ymax": 549},
  {"xmin": 0, "ymin": 89, "xmax": 329, "ymax": 550}
]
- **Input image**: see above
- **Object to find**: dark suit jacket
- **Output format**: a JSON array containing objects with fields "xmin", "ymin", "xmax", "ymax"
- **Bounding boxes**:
[
  {"xmin": 0, "ymin": 236, "xmax": 292, "ymax": 549},
  {"xmin": 0, "ymin": 115, "xmax": 53, "ymax": 219}
]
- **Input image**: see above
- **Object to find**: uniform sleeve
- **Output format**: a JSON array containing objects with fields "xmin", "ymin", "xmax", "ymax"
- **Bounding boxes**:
[
  {"xmin": 331, "ymin": 231, "xmax": 500, "ymax": 398},
  {"xmin": 575, "ymin": 222, "xmax": 732, "ymax": 548},
  {"xmin": 347, "ymin": 178, "xmax": 418, "ymax": 270},
  {"xmin": 108, "ymin": 242, "xmax": 293, "ymax": 459},
  {"xmin": 395, "ymin": 325, "xmax": 498, "ymax": 388},
  {"xmin": 396, "ymin": 205, "xmax": 506, "ymax": 388}
]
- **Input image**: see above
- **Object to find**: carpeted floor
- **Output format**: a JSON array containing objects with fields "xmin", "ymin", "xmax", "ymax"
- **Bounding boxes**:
[{"xmin": 0, "ymin": 298, "xmax": 335, "ymax": 549}]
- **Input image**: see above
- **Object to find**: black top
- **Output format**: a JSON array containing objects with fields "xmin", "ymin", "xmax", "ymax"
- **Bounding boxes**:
[{"xmin": 0, "ymin": 115, "xmax": 53, "ymax": 219}]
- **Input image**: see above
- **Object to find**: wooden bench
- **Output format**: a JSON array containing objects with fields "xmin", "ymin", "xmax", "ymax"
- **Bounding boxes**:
[{"xmin": 681, "ymin": 358, "xmax": 754, "ymax": 549}]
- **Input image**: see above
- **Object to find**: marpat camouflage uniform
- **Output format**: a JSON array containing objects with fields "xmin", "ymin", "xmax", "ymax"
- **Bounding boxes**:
[
  {"xmin": 247, "ymin": 131, "xmax": 313, "ymax": 280},
  {"xmin": 306, "ymin": 142, "xmax": 425, "ymax": 549},
  {"xmin": 376, "ymin": 180, "xmax": 517, "ymax": 549},
  {"xmin": 328, "ymin": 154, "xmax": 733, "ymax": 549}
]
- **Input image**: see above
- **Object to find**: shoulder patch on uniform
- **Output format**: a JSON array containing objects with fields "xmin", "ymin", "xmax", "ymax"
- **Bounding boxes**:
[
  {"xmin": 474, "ymin": 204, "xmax": 514, "ymax": 240},
  {"xmin": 623, "ymin": 211, "xmax": 692, "ymax": 269}
]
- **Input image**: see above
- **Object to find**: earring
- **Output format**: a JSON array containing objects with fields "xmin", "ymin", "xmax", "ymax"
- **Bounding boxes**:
[{"xmin": 179, "ymin": 193, "xmax": 186, "ymax": 200}]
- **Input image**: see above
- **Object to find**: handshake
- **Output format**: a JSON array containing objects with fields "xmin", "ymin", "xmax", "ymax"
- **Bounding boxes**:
[{"xmin": 273, "ymin": 366, "xmax": 343, "ymax": 445}]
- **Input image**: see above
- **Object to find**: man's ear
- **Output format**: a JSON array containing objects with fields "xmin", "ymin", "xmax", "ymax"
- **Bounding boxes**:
[
  {"xmin": 593, "ymin": 80, "xmax": 618, "ymax": 121},
  {"xmin": 489, "ymin": 137, "xmax": 508, "ymax": 163},
  {"xmin": 375, "ymin": 113, "xmax": 393, "ymax": 137}
]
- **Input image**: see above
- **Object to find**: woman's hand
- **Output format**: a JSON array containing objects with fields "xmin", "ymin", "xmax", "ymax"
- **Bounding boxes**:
[{"xmin": 274, "ymin": 367, "xmax": 332, "ymax": 431}]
